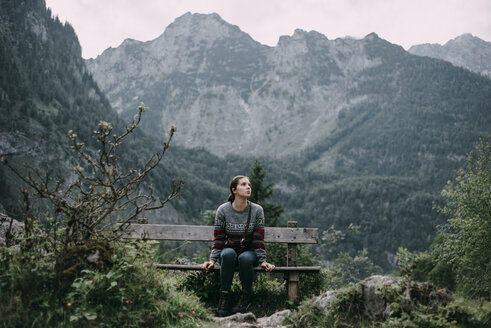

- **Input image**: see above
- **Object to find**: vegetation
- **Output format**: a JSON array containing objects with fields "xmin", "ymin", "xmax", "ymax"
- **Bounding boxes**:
[
  {"xmin": 321, "ymin": 224, "xmax": 382, "ymax": 290},
  {"xmin": 431, "ymin": 136, "xmax": 490, "ymax": 298},
  {"xmin": 1, "ymin": 105, "xmax": 182, "ymax": 249},
  {"xmin": 404, "ymin": 136, "xmax": 491, "ymax": 299},
  {"xmin": 0, "ymin": 110, "xmax": 204, "ymax": 327},
  {"xmin": 285, "ymin": 136, "xmax": 491, "ymax": 327},
  {"xmin": 0, "ymin": 236, "xmax": 208, "ymax": 327}
]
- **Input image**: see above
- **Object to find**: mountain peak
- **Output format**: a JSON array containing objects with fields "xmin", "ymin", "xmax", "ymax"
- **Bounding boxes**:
[
  {"xmin": 409, "ymin": 34, "xmax": 491, "ymax": 78},
  {"xmin": 277, "ymin": 29, "xmax": 328, "ymax": 47},
  {"xmin": 452, "ymin": 33, "xmax": 475, "ymax": 42},
  {"xmin": 171, "ymin": 12, "xmax": 226, "ymax": 26},
  {"xmin": 144, "ymin": 11, "xmax": 262, "ymax": 54},
  {"xmin": 121, "ymin": 38, "xmax": 141, "ymax": 46},
  {"xmin": 364, "ymin": 32, "xmax": 380, "ymax": 41},
  {"xmin": 445, "ymin": 33, "xmax": 488, "ymax": 47},
  {"xmin": 162, "ymin": 12, "xmax": 243, "ymax": 41}
]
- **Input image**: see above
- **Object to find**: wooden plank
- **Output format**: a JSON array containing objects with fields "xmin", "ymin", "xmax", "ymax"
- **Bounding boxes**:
[
  {"xmin": 287, "ymin": 221, "xmax": 299, "ymax": 302},
  {"xmin": 119, "ymin": 224, "xmax": 318, "ymax": 244},
  {"xmin": 154, "ymin": 264, "xmax": 321, "ymax": 272}
]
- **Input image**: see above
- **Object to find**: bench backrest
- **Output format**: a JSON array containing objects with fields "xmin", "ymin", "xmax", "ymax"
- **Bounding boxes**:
[{"xmin": 121, "ymin": 224, "xmax": 318, "ymax": 244}]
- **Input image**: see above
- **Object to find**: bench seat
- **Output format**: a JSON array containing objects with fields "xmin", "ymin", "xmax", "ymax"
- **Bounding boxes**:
[{"xmin": 155, "ymin": 264, "xmax": 321, "ymax": 272}]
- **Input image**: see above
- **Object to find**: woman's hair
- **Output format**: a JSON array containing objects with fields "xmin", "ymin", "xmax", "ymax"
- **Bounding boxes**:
[{"xmin": 228, "ymin": 175, "xmax": 249, "ymax": 202}]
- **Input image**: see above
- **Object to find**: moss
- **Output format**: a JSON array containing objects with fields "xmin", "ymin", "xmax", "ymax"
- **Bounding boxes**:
[{"xmin": 55, "ymin": 240, "xmax": 113, "ymax": 292}]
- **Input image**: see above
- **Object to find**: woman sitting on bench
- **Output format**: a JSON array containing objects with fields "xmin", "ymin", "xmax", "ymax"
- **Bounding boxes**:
[{"xmin": 200, "ymin": 175, "xmax": 275, "ymax": 316}]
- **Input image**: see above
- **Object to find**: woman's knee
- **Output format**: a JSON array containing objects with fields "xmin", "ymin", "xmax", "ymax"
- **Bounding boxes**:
[
  {"xmin": 238, "ymin": 251, "xmax": 256, "ymax": 267},
  {"xmin": 220, "ymin": 248, "xmax": 237, "ymax": 264}
]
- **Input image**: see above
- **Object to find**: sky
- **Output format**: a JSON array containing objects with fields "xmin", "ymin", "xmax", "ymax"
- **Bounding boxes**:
[{"xmin": 44, "ymin": 0, "xmax": 491, "ymax": 59}]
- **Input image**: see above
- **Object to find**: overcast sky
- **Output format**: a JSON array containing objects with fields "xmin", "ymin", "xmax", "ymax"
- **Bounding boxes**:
[{"xmin": 44, "ymin": 0, "xmax": 491, "ymax": 59}]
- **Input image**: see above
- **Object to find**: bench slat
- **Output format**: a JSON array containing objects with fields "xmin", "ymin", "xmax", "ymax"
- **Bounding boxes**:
[
  {"xmin": 155, "ymin": 263, "xmax": 321, "ymax": 272},
  {"xmin": 121, "ymin": 224, "xmax": 318, "ymax": 244}
]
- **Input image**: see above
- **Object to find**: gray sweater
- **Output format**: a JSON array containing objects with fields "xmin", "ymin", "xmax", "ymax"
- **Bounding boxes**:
[{"xmin": 209, "ymin": 201, "xmax": 267, "ymax": 264}]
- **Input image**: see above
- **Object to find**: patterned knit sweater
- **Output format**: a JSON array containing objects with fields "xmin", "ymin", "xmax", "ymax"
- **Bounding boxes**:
[{"xmin": 209, "ymin": 201, "xmax": 266, "ymax": 264}]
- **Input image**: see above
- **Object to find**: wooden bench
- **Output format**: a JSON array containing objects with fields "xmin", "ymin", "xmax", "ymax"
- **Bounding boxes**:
[{"xmin": 121, "ymin": 221, "xmax": 320, "ymax": 301}]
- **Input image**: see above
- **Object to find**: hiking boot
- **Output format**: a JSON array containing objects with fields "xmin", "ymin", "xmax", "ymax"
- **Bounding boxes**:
[
  {"xmin": 231, "ymin": 291, "xmax": 253, "ymax": 313},
  {"xmin": 216, "ymin": 290, "xmax": 229, "ymax": 317}
]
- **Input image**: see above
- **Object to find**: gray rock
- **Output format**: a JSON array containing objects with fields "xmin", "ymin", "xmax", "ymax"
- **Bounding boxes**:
[
  {"xmin": 257, "ymin": 309, "xmax": 291, "ymax": 328},
  {"xmin": 312, "ymin": 290, "xmax": 337, "ymax": 314},
  {"xmin": 0, "ymin": 214, "xmax": 24, "ymax": 246},
  {"xmin": 361, "ymin": 275, "xmax": 402, "ymax": 320},
  {"xmin": 309, "ymin": 275, "xmax": 451, "ymax": 322},
  {"xmin": 86, "ymin": 249, "xmax": 100, "ymax": 263},
  {"xmin": 0, "ymin": 214, "xmax": 49, "ymax": 247},
  {"xmin": 213, "ymin": 312, "xmax": 257, "ymax": 328},
  {"xmin": 212, "ymin": 310, "xmax": 292, "ymax": 328}
]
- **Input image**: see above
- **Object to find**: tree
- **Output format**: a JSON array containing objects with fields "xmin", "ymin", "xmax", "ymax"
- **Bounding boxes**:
[
  {"xmin": 431, "ymin": 135, "xmax": 490, "ymax": 298},
  {"xmin": 1, "ymin": 104, "xmax": 183, "ymax": 251},
  {"xmin": 248, "ymin": 159, "xmax": 283, "ymax": 227}
]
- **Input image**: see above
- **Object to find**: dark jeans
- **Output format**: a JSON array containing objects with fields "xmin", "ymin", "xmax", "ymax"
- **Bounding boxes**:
[{"xmin": 219, "ymin": 247, "xmax": 258, "ymax": 293}]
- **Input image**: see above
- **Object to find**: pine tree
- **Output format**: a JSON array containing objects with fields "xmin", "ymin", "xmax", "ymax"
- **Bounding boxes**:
[{"xmin": 249, "ymin": 159, "xmax": 283, "ymax": 227}]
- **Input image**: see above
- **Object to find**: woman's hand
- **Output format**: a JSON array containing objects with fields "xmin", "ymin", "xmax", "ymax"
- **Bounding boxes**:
[
  {"xmin": 200, "ymin": 260, "xmax": 216, "ymax": 271},
  {"xmin": 261, "ymin": 261, "xmax": 276, "ymax": 272}
]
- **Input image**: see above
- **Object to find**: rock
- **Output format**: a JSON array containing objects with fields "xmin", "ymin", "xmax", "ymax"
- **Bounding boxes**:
[
  {"xmin": 309, "ymin": 275, "xmax": 453, "ymax": 323},
  {"xmin": 212, "ymin": 310, "xmax": 292, "ymax": 328},
  {"xmin": 213, "ymin": 312, "xmax": 256, "ymax": 328},
  {"xmin": 86, "ymin": 249, "xmax": 100, "ymax": 263},
  {"xmin": 0, "ymin": 214, "xmax": 25, "ymax": 246},
  {"xmin": 257, "ymin": 309, "xmax": 292, "ymax": 328},
  {"xmin": 361, "ymin": 275, "xmax": 402, "ymax": 320},
  {"xmin": 0, "ymin": 213, "xmax": 50, "ymax": 247},
  {"xmin": 312, "ymin": 290, "xmax": 337, "ymax": 314}
]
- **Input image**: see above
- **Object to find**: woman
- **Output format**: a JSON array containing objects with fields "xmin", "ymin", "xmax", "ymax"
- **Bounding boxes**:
[{"xmin": 200, "ymin": 175, "xmax": 275, "ymax": 316}]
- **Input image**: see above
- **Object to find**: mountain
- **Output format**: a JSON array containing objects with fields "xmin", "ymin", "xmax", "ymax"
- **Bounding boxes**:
[
  {"xmin": 409, "ymin": 34, "xmax": 491, "ymax": 78},
  {"xmin": 87, "ymin": 14, "xmax": 406, "ymax": 158},
  {"xmin": 87, "ymin": 13, "xmax": 491, "ymax": 180}
]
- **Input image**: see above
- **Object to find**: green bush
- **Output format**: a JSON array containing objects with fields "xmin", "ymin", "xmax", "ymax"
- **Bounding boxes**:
[
  {"xmin": 0, "ymin": 238, "xmax": 210, "ymax": 327},
  {"xmin": 64, "ymin": 241, "xmax": 209, "ymax": 327},
  {"xmin": 0, "ymin": 236, "xmax": 59, "ymax": 326}
]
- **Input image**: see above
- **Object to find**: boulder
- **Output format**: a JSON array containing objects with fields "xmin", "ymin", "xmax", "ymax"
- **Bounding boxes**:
[
  {"xmin": 212, "ymin": 310, "xmax": 292, "ymax": 328},
  {"xmin": 310, "ymin": 275, "xmax": 452, "ymax": 322},
  {"xmin": 362, "ymin": 275, "xmax": 402, "ymax": 320},
  {"xmin": 0, "ymin": 214, "xmax": 24, "ymax": 246}
]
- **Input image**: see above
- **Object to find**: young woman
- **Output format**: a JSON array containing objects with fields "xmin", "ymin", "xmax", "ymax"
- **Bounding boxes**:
[{"xmin": 200, "ymin": 175, "xmax": 275, "ymax": 316}]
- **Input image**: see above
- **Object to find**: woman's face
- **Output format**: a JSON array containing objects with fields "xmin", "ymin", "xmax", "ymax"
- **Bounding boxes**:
[{"xmin": 233, "ymin": 177, "xmax": 251, "ymax": 199}]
